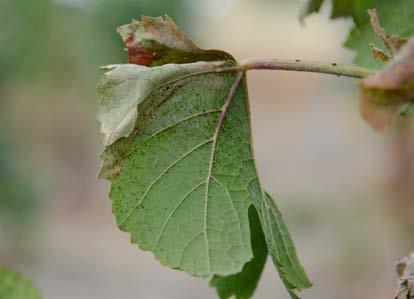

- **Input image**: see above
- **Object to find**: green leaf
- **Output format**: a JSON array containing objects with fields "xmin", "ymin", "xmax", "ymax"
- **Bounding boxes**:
[
  {"xmin": 301, "ymin": 0, "xmax": 414, "ymax": 69},
  {"xmin": 98, "ymin": 16, "xmax": 311, "ymax": 298},
  {"xmin": 99, "ymin": 62, "xmax": 259, "ymax": 277},
  {"xmin": 0, "ymin": 267, "xmax": 42, "ymax": 299},
  {"xmin": 399, "ymin": 103, "xmax": 414, "ymax": 117},
  {"xmin": 261, "ymin": 193, "xmax": 312, "ymax": 299},
  {"xmin": 210, "ymin": 207, "xmax": 268, "ymax": 299}
]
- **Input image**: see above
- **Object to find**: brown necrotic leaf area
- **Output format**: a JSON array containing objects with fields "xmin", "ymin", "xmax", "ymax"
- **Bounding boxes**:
[
  {"xmin": 117, "ymin": 16, "xmax": 233, "ymax": 67},
  {"xmin": 359, "ymin": 36, "xmax": 414, "ymax": 130},
  {"xmin": 367, "ymin": 9, "xmax": 407, "ymax": 58},
  {"xmin": 123, "ymin": 33, "xmax": 155, "ymax": 66}
]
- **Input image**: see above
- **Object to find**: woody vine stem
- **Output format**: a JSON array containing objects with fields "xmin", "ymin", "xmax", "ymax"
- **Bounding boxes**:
[{"xmin": 221, "ymin": 58, "xmax": 375, "ymax": 78}]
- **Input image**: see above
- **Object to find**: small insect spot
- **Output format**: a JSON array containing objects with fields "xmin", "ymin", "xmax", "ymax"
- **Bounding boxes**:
[
  {"xmin": 295, "ymin": 59, "xmax": 300, "ymax": 62},
  {"xmin": 332, "ymin": 63, "xmax": 337, "ymax": 66}
]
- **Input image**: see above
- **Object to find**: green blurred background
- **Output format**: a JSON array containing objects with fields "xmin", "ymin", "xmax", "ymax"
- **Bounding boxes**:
[{"xmin": 0, "ymin": 0, "xmax": 413, "ymax": 298}]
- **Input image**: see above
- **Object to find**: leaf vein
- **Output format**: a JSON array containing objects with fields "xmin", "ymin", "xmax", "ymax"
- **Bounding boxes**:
[
  {"xmin": 211, "ymin": 176, "xmax": 245, "ymax": 251},
  {"xmin": 203, "ymin": 72, "xmax": 244, "ymax": 274},
  {"xmin": 119, "ymin": 138, "xmax": 213, "ymax": 226},
  {"xmin": 152, "ymin": 180, "xmax": 207, "ymax": 251},
  {"xmin": 142, "ymin": 109, "xmax": 222, "ymax": 145},
  {"xmin": 178, "ymin": 231, "xmax": 204, "ymax": 267}
]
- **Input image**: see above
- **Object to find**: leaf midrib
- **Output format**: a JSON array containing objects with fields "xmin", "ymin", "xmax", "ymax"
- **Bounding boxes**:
[{"xmin": 116, "ymin": 71, "xmax": 245, "ymax": 275}]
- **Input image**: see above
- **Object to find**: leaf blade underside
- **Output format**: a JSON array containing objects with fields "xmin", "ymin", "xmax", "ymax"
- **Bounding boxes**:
[
  {"xmin": 210, "ymin": 206, "xmax": 268, "ymax": 299},
  {"xmin": 261, "ymin": 193, "xmax": 312, "ymax": 298},
  {"xmin": 98, "ymin": 15, "xmax": 311, "ymax": 299},
  {"xmin": 99, "ymin": 64, "xmax": 257, "ymax": 278}
]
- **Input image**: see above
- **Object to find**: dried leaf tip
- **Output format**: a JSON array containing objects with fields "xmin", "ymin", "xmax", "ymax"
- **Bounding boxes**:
[
  {"xmin": 367, "ymin": 8, "xmax": 407, "ymax": 59},
  {"xmin": 369, "ymin": 43, "xmax": 391, "ymax": 63},
  {"xmin": 117, "ymin": 15, "xmax": 199, "ymax": 66},
  {"xmin": 116, "ymin": 16, "xmax": 233, "ymax": 67}
]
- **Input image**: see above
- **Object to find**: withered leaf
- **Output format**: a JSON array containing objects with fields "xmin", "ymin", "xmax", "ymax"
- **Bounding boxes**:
[
  {"xmin": 395, "ymin": 253, "xmax": 414, "ymax": 299},
  {"xmin": 359, "ymin": 36, "xmax": 414, "ymax": 130},
  {"xmin": 117, "ymin": 16, "xmax": 233, "ymax": 67},
  {"xmin": 369, "ymin": 43, "xmax": 391, "ymax": 63},
  {"xmin": 367, "ymin": 9, "xmax": 407, "ymax": 57}
]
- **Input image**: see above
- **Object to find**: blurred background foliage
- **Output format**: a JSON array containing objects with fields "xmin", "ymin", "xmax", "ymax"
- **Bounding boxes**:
[
  {"xmin": 0, "ymin": 0, "xmax": 193, "ymax": 242},
  {"xmin": 0, "ymin": 135, "xmax": 41, "ymax": 231},
  {"xmin": 0, "ymin": 0, "xmax": 413, "ymax": 298},
  {"xmin": 0, "ymin": 0, "xmax": 192, "ymax": 87}
]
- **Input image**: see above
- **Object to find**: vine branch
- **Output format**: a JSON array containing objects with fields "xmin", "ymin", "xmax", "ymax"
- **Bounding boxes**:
[{"xmin": 220, "ymin": 58, "xmax": 375, "ymax": 78}]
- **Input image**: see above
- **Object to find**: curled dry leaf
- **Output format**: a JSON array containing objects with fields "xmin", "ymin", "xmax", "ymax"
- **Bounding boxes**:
[
  {"xmin": 117, "ymin": 16, "xmax": 232, "ymax": 67},
  {"xmin": 369, "ymin": 43, "xmax": 391, "ymax": 63},
  {"xmin": 367, "ymin": 9, "xmax": 407, "ymax": 57},
  {"xmin": 395, "ymin": 253, "xmax": 414, "ymax": 299},
  {"xmin": 359, "ymin": 36, "xmax": 414, "ymax": 130}
]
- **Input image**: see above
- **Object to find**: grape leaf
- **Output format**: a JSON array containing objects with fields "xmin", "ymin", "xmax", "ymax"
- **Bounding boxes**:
[
  {"xmin": 98, "ymin": 16, "xmax": 311, "ymax": 298},
  {"xmin": 0, "ymin": 267, "xmax": 42, "ymax": 299},
  {"xmin": 98, "ymin": 61, "xmax": 262, "ymax": 285}
]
